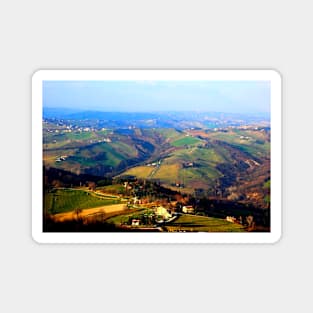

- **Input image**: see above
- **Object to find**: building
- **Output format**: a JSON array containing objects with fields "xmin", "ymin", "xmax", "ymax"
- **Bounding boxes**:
[
  {"xmin": 226, "ymin": 216, "xmax": 236, "ymax": 223},
  {"xmin": 131, "ymin": 219, "xmax": 140, "ymax": 226},
  {"xmin": 182, "ymin": 206, "xmax": 195, "ymax": 214}
]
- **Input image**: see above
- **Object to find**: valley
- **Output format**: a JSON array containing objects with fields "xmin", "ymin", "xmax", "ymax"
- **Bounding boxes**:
[{"xmin": 43, "ymin": 110, "xmax": 271, "ymax": 232}]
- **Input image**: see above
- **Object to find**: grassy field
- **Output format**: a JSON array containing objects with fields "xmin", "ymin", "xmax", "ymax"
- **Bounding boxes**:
[
  {"xmin": 110, "ymin": 141, "xmax": 138, "ymax": 158},
  {"xmin": 44, "ymin": 189, "xmax": 121, "ymax": 214},
  {"xmin": 153, "ymin": 164, "xmax": 180, "ymax": 181},
  {"xmin": 43, "ymin": 127, "xmax": 139, "ymax": 173},
  {"xmin": 105, "ymin": 208, "xmax": 148, "ymax": 225},
  {"xmin": 166, "ymin": 214, "xmax": 245, "ymax": 232},
  {"xmin": 123, "ymin": 166, "xmax": 154, "ymax": 178},
  {"xmin": 156, "ymin": 128, "xmax": 182, "ymax": 140},
  {"xmin": 73, "ymin": 142, "xmax": 126, "ymax": 167},
  {"xmin": 121, "ymin": 163, "xmax": 181, "ymax": 184},
  {"xmin": 207, "ymin": 130, "xmax": 270, "ymax": 157},
  {"xmin": 43, "ymin": 140, "xmax": 137, "ymax": 173},
  {"xmin": 99, "ymin": 184, "xmax": 126, "ymax": 194},
  {"xmin": 182, "ymin": 167, "xmax": 220, "ymax": 184},
  {"xmin": 119, "ymin": 145, "xmax": 225, "ymax": 189},
  {"xmin": 171, "ymin": 136, "xmax": 202, "ymax": 147},
  {"xmin": 170, "ymin": 146, "xmax": 226, "ymax": 164}
]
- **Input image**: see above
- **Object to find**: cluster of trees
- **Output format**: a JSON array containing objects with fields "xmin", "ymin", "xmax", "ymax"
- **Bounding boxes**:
[
  {"xmin": 43, "ymin": 214, "xmax": 118, "ymax": 232},
  {"xmin": 188, "ymin": 197, "xmax": 270, "ymax": 230},
  {"xmin": 44, "ymin": 166, "xmax": 112, "ymax": 190}
]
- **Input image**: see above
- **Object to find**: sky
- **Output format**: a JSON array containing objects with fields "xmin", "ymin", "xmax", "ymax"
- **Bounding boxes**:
[{"xmin": 43, "ymin": 80, "xmax": 270, "ymax": 114}]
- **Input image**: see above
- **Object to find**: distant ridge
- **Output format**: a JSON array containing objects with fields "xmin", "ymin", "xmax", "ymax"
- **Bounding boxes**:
[{"xmin": 43, "ymin": 107, "xmax": 270, "ymax": 122}]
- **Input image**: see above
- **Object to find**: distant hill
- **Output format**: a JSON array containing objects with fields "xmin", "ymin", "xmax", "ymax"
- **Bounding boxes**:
[{"xmin": 43, "ymin": 108, "xmax": 270, "ymax": 129}]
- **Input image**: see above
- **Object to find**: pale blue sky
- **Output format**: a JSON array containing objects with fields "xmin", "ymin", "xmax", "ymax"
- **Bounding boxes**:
[{"xmin": 43, "ymin": 80, "xmax": 270, "ymax": 114}]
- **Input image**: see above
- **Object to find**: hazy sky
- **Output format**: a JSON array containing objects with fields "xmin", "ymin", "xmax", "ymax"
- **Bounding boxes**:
[{"xmin": 43, "ymin": 80, "xmax": 270, "ymax": 114}]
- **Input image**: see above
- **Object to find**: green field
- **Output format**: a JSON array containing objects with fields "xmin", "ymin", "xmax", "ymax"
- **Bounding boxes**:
[
  {"xmin": 105, "ymin": 208, "xmax": 149, "ymax": 224},
  {"xmin": 156, "ymin": 128, "xmax": 182, "ymax": 140},
  {"xmin": 72, "ymin": 142, "xmax": 129, "ymax": 167},
  {"xmin": 153, "ymin": 164, "xmax": 180, "ymax": 181},
  {"xmin": 43, "ymin": 127, "xmax": 140, "ymax": 173},
  {"xmin": 99, "ymin": 184, "xmax": 126, "ymax": 194},
  {"xmin": 105, "ymin": 211, "xmax": 246, "ymax": 232},
  {"xmin": 207, "ymin": 130, "xmax": 270, "ymax": 157},
  {"xmin": 169, "ymin": 146, "xmax": 226, "ymax": 164},
  {"xmin": 119, "ymin": 145, "xmax": 226, "ymax": 190},
  {"xmin": 43, "ymin": 139, "xmax": 137, "ymax": 172},
  {"xmin": 44, "ymin": 189, "xmax": 121, "ymax": 214},
  {"xmin": 166, "ymin": 214, "xmax": 245, "ymax": 232},
  {"xmin": 171, "ymin": 136, "xmax": 202, "ymax": 147},
  {"xmin": 123, "ymin": 166, "xmax": 154, "ymax": 178}
]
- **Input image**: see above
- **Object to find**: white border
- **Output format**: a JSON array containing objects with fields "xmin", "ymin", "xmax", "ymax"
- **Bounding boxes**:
[{"xmin": 32, "ymin": 69, "xmax": 282, "ymax": 244}]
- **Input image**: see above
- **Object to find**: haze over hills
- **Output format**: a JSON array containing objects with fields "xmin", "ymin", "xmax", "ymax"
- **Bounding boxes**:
[{"xmin": 43, "ymin": 107, "xmax": 270, "ymax": 130}]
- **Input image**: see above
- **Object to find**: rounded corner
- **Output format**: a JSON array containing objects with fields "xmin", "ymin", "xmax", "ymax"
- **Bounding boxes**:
[
  {"xmin": 268, "ymin": 69, "xmax": 282, "ymax": 83},
  {"xmin": 31, "ymin": 69, "xmax": 45, "ymax": 83},
  {"xmin": 269, "ymin": 231, "xmax": 282, "ymax": 244},
  {"xmin": 31, "ymin": 231, "xmax": 43, "ymax": 245}
]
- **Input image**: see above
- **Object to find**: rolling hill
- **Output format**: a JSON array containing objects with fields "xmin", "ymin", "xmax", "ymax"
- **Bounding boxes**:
[{"xmin": 43, "ymin": 117, "xmax": 270, "ymax": 208}]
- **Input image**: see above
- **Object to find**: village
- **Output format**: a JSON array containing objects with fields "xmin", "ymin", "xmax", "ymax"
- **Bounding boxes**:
[{"xmin": 95, "ymin": 178, "xmax": 247, "ymax": 232}]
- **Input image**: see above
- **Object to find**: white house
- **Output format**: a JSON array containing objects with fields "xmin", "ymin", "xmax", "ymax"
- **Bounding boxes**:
[
  {"xmin": 131, "ymin": 219, "xmax": 140, "ymax": 226},
  {"xmin": 182, "ymin": 206, "xmax": 195, "ymax": 214},
  {"xmin": 226, "ymin": 216, "xmax": 236, "ymax": 223}
]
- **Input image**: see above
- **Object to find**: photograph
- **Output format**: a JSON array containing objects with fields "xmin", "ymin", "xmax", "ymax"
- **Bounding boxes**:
[{"xmin": 32, "ymin": 70, "xmax": 281, "ymax": 243}]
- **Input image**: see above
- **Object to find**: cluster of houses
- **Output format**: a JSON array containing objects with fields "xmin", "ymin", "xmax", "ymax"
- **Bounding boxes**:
[
  {"xmin": 88, "ymin": 138, "xmax": 112, "ymax": 144},
  {"xmin": 127, "ymin": 202, "xmax": 197, "ymax": 227},
  {"xmin": 146, "ymin": 160, "xmax": 162, "ymax": 167},
  {"xmin": 43, "ymin": 119, "xmax": 115, "ymax": 136},
  {"xmin": 239, "ymin": 135, "xmax": 251, "ymax": 140},
  {"xmin": 130, "ymin": 205, "xmax": 176, "ymax": 227}
]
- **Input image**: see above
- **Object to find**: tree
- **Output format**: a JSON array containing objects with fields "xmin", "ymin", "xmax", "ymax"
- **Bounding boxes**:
[
  {"xmin": 246, "ymin": 215, "xmax": 254, "ymax": 229},
  {"xmin": 87, "ymin": 181, "xmax": 96, "ymax": 191},
  {"xmin": 73, "ymin": 208, "xmax": 82, "ymax": 222},
  {"xmin": 98, "ymin": 209, "xmax": 105, "ymax": 222}
]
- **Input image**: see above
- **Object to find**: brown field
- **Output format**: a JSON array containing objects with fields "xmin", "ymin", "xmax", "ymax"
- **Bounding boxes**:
[
  {"xmin": 188, "ymin": 130, "xmax": 210, "ymax": 138},
  {"xmin": 52, "ymin": 203, "xmax": 127, "ymax": 222}
]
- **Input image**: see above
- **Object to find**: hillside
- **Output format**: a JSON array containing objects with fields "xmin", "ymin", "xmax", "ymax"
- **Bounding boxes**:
[
  {"xmin": 43, "ymin": 117, "xmax": 270, "ymax": 208},
  {"xmin": 119, "ymin": 127, "xmax": 270, "ymax": 207}
]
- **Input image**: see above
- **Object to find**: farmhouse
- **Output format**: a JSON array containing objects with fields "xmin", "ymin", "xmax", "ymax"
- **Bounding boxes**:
[
  {"xmin": 182, "ymin": 205, "xmax": 195, "ymax": 214},
  {"xmin": 183, "ymin": 162, "xmax": 194, "ymax": 168},
  {"xmin": 226, "ymin": 216, "xmax": 236, "ymax": 223},
  {"xmin": 131, "ymin": 219, "xmax": 140, "ymax": 226}
]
